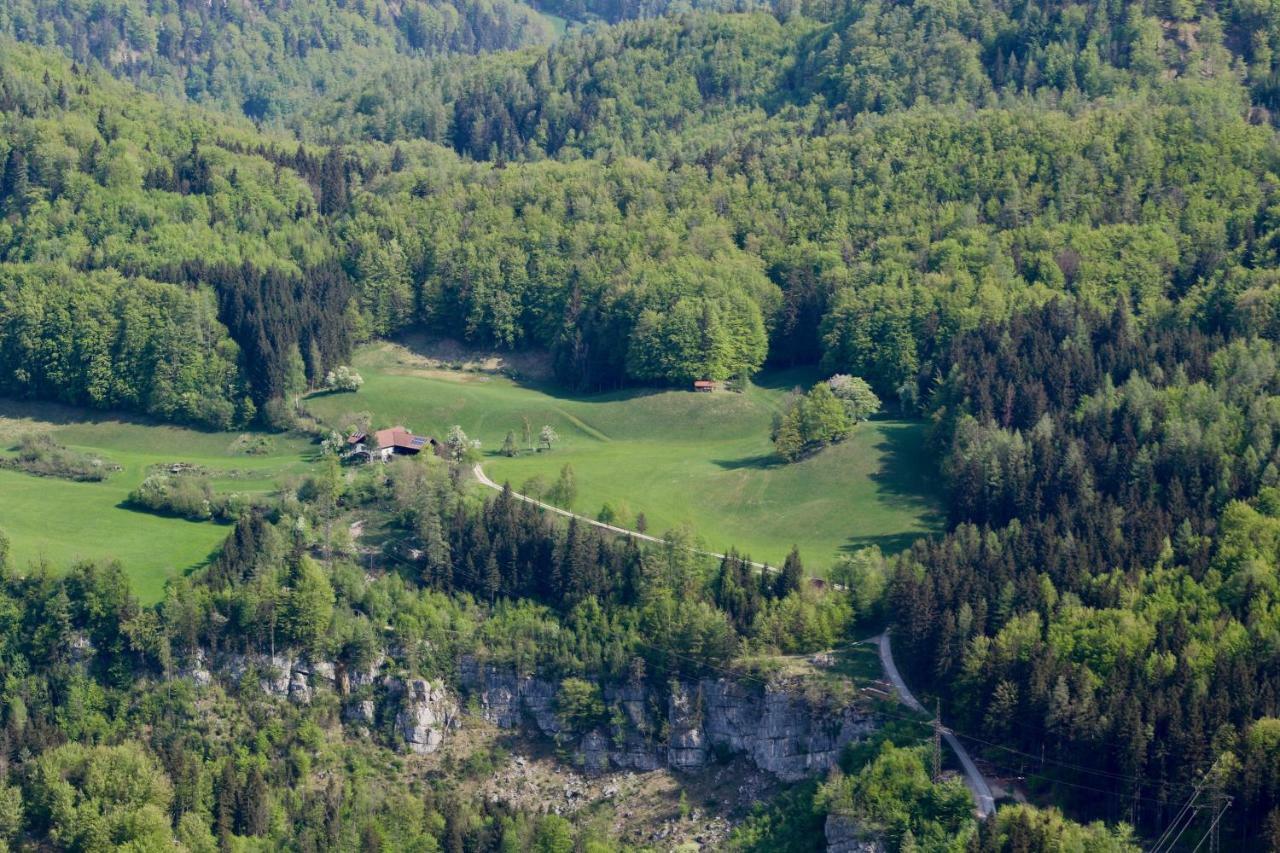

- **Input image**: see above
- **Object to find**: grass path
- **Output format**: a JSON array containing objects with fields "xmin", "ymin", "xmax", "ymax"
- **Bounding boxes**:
[
  {"xmin": 472, "ymin": 462, "xmax": 773, "ymax": 570},
  {"xmin": 309, "ymin": 340, "xmax": 945, "ymax": 573}
]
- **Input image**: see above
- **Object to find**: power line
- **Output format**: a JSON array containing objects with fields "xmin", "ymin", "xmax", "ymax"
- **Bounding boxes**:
[
  {"xmin": 1188, "ymin": 799, "xmax": 1231, "ymax": 853},
  {"xmin": 387, "ymin": 529, "xmax": 1202, "ymax": 810},
  {"xmin": 1150, "ymin": 770, "xmax": 1209, "ymax": 853}
]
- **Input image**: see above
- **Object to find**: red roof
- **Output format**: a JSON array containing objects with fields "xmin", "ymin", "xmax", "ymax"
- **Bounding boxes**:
[
  {"xmin": 693, "ymin": 380, "xmax": 715, "ymax": 388},
  {"xmin": 373, "ymin": 426, "xmax": 427, "ymax": 451}
]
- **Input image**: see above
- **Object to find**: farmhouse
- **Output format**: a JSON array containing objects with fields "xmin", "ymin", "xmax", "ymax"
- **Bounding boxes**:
[{"xmin": 347, "ymin": 426, "xmax": 440, "ymax": 462}]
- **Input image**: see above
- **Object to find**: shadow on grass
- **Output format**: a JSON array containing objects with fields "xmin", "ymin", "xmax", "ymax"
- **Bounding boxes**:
[
  {"xmin": 842, "ymin": 531, "xmax": 929, "ymax": 555},
  {"xmin": 712, "ymin": 452, "xmax": 786, "ymax": 471},
  {"xmin": 178, "ymin": 540, "xmax": 229, "ymax": 579},
  {"xmin": 842, "ymin": 418, "xmax": 946, "ymax": 556}
]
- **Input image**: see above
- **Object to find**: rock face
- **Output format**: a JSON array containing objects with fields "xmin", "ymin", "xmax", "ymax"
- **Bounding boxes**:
[
  {"xmin": 824, "ymin": 814, "xmax": 886, "ymax": 853},
  {"xmin": 459, "ymin": 659, "xmax": 877, "ymax": 781},
  {"xmin": 207, "ymin": 652, "xmax": 345, "ymax": 703},
  {"xmin": 187, "ymin": 651, "xmax": 874, "ymax": 772},
  {"xmin": 393, "ymin": 678, "xmax": 459, "ymax": 754},
  {"xmin": 183, "ymin": 650, "xmax": 467, "ymax": 756}
]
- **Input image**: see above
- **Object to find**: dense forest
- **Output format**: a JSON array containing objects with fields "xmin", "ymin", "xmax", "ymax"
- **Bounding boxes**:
[
  {"xmin": 0, "ymin": 447, "xmax": 1140, "ymax": 849},
  {"xmin": 7, "ymin": 0, "xmax": 1280, "ymax": 844},
  {"xmin": 6, "ymin": 2, "xmax": 1275, "ymax": 402},
  {"xmin": 889, "ymin": 302, "xmax": 1280, "ymax": 846},
  {"xmin": 0, "ymin": 0, "xmax": 555, "ymax": 124}
]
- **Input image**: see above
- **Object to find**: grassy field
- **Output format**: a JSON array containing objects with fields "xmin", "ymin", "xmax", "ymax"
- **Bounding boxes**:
[
  {"xmin": 308, "ymin": 341, "xmax": 944, "ymax": 572},
  {"xmin": 0, "ymin": 400, "xmax": 313, "ymax": 602}
]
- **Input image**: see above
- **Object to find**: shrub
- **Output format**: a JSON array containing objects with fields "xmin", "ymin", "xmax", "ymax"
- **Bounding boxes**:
[
  {"xmin": 324, "ymin": 365, "xmax": 364, "ymax": 392},
  {"xmin": 127, "ymin": 473, "xmax": 261, "ymax": 522},
  {"xmin": 1, "ymin": 434, "xmax": 119, "ymax": 481}
]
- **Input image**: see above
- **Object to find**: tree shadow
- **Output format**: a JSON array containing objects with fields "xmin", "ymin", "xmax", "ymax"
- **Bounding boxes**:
[
  {"xmin": 0, "ymin": 397, "xmax": 161, "ymax": 429},
  {"xmin": 712, "ymin": 452, "xmax": 786, "ymax": 471},
  {"xmin": 842, "ymin": 418, "xmax": 946, "ymax": 555},
  {"xmin": 841, "ymin": 530, "xmax": 929, "ymax": 555}
]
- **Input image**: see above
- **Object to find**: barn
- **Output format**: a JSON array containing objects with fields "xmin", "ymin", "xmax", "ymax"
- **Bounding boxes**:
[{"xmin": 346, "ymin": 426, "xmax": 440, "ymax": 462}]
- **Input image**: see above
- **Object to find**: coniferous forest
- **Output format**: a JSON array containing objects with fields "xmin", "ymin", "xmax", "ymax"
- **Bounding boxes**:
[{"xmin": 6, "ymin": 0, "xmax": 1280, "ymax": 847}]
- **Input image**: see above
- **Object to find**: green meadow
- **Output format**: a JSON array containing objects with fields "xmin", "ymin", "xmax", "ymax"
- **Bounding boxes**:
[
  {"xmin": 308, "ymin": 342, "xmax": 944, "ymax": 571},
  {"xmin": 0, "ymin": 339, "xmax": 943, "ymax": 600},
  {"xmin": 0, "ymin": 400, "xmax": 312, "ymax": 602}
]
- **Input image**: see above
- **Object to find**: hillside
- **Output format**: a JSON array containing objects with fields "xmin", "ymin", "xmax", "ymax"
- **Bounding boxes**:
[
  {"xmin": 4, "ymin": 0, "xmax": 1280, "ymax": 848},
  {"xmin": 0, "ymin": 0, "xmax": 556, "ymax": 124},
  {"xmin": 306, "ymin": 341, "xmax": 942, "ymax": 567}
]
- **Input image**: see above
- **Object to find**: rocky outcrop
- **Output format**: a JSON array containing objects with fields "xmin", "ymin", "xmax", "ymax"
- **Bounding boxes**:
[
  {"xmin": 181, "ymin": 650, "xmax": 467, "ymax": 755},
  {"xmin": 459, "ymin": 659, "xmax": 877, "ymax": 782},
  {"xmin": 207, "ymin": 652, "xmax": 341, "ymax": 703},
  {"xmin": 391, "ymin": 678, "xmax": 459, "ymax": 754},
  {"xmin": 182, "ymin": 650, "xmax": 873, "ymax": 772},
  {"xmin": 824, "ymin": 814, "xmax": 886, "ymax": 853}
]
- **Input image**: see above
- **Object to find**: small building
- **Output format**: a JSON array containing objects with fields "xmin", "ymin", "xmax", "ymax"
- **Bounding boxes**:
[
  {"xmin": 693, "ymin": 380, "xmax": 716, "ymax": 392},
  {"xmin": 347, "ymin": 426, "xmax": 440, "ymax": 462}
]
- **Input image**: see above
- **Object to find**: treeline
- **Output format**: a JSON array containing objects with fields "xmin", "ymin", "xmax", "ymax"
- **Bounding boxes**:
[
  {"xmin": 888, "ymin": 300, "xmax": 1280, "ymax": 845},
  {"xmin": 5, "ymin": 13, "xmax": 1280, "ymax": 405},
  {"xmin": 0, "ymin": 265, "xmax": 249, "ymax": 426},
  {"xmin": 0, "ymin": 0, "xmax": 553, "ymax": 124},
  {"xmin": 0, "ymin": 46, "xmax": 359, "ymax": 425}
]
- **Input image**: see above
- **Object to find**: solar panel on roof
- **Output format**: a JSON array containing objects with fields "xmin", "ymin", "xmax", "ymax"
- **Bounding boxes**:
[{"xmin": 408, "ymin": 436, "xmax": 428, "ymax": 448}]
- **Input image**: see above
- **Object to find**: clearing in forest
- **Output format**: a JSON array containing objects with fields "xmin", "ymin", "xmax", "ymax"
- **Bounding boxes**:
[
  {"xmin": 0, "ymin": 399, "xmax": 312, "ymax": 602},
  {"xmin": 308, "ymin": 341, "xmax": 944, "ymax": 573}
]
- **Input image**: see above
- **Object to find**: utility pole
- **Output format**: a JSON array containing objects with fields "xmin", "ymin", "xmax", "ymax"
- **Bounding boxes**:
[{"xmin": 1207, "ymin": 769, "xmax": 1229, "ymax": 853}]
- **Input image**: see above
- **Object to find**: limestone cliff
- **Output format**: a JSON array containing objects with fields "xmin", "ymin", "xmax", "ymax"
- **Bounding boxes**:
[{"xmin": 458, "ymin": 659, "xmax": 877, "ymax": 782}]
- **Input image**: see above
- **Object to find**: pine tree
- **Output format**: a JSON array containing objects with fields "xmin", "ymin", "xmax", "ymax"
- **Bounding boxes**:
[
  {"xmin": 775, "ymin": 546, "xmax": 803, "ymax": 598},
  {"xmin": 282, "ymin": 556, "xmax": 334, "ymax": 655}
]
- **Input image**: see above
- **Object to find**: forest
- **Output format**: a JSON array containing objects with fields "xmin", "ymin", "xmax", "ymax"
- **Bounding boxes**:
[{"xmin": 4, "ymin": 0, "xmax": 1280, "ymax": 845}]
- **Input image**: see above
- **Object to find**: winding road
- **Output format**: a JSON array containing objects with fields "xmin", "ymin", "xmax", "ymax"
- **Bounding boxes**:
[
  {"xmin": 878, "ymin": 631, "xmax": 996, "ymax": 818},
  {"xmin": 472, "ymin": 463, "xmax": 996, "ymax": 817},
  {"xmin": 471, "ymin": 463, "xmax": 774, "ymax": 571}
]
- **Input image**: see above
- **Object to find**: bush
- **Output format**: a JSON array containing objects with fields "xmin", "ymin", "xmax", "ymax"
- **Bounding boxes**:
[
  {"xmin": 324, "ymin": 365, "xmax": 364, "ymax": 392},
  {"xmin": 556, "ymin": 678, "xmax": 606, "ymax": 731},
  {"xmin": 1, "ymin": 434, "xmax": 119, "ymax": 481},
  {"xmin": 127, "ymin": 473, "xmax": 261, "ymax": 522},
  {"xmin": 772, "ymin": 383, "xmax": 852, "ymax": 462}
]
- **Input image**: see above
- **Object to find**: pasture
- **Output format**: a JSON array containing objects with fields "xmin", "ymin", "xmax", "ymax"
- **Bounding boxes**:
[
  {"xmin": 308, "ymin": 341, "xmax": 944, "ymax": 572},
  {"xmin": 0, "ymin": 400, "xmax": 312, "ymax": 602}
]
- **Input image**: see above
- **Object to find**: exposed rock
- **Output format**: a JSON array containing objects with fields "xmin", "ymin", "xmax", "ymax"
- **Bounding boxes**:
[
  {"xmin": 288, "ymin": 670, "xmax": 312, "ymax": 704},
  {"xmin": 700, "ymin": 679, "xmax": 876, "ymax": 781},
  {"xmin": 394, "ymin": 678, "xmax": 459, "ymax": 754},
  {"xmin": 825, "ymin": 813, "xmax": 886, "ymax": 853},
  {"xmin": 256, "ymin": 654, "xmax": 295, "ymax": 697},
  {"xmin": 181, "ymin": 649, "xmax": 213, "ymax": 687},
  {"xmin": 667, "ymin": 683, "xmax": 708, "ymax": 770},
  {"xmin": 346, "ymin": 652, "xmax": 385, "ymax": 690},
  {"xmin": 458, "ymin": 659, "xmax": 560, "ymax": 734},
  {"xmin": 459, "ymin": 658, "xmax": 878, "ymax": 781},
  {"xmin": 68, "ymin": 632, "xmax": 95, "ymax": 667},
  {"xmin": 575, "ymin": 731, "xmax": 611, "ymax": 772},
  {"xmin": 344, "ymin": 699, "xmax": 376, "ymax": 726}
]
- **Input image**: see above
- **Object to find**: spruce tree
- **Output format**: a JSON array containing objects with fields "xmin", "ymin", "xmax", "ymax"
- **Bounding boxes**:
[{"xmin": 775, "ymin": 546, "xmax": 803, "ymax": 598}]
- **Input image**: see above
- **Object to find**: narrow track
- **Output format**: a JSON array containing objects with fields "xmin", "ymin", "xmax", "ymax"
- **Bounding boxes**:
[
  {"xmin": 878, "ymin": 630, "xmax": 996, "ymax": 818},
  {"xmin": 472, "ymin": 463, "xmax": 774, "ymax": 571},
  {"xmin": 474, "ymin": 465, "xmax": 995, "ymax": 815}
]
